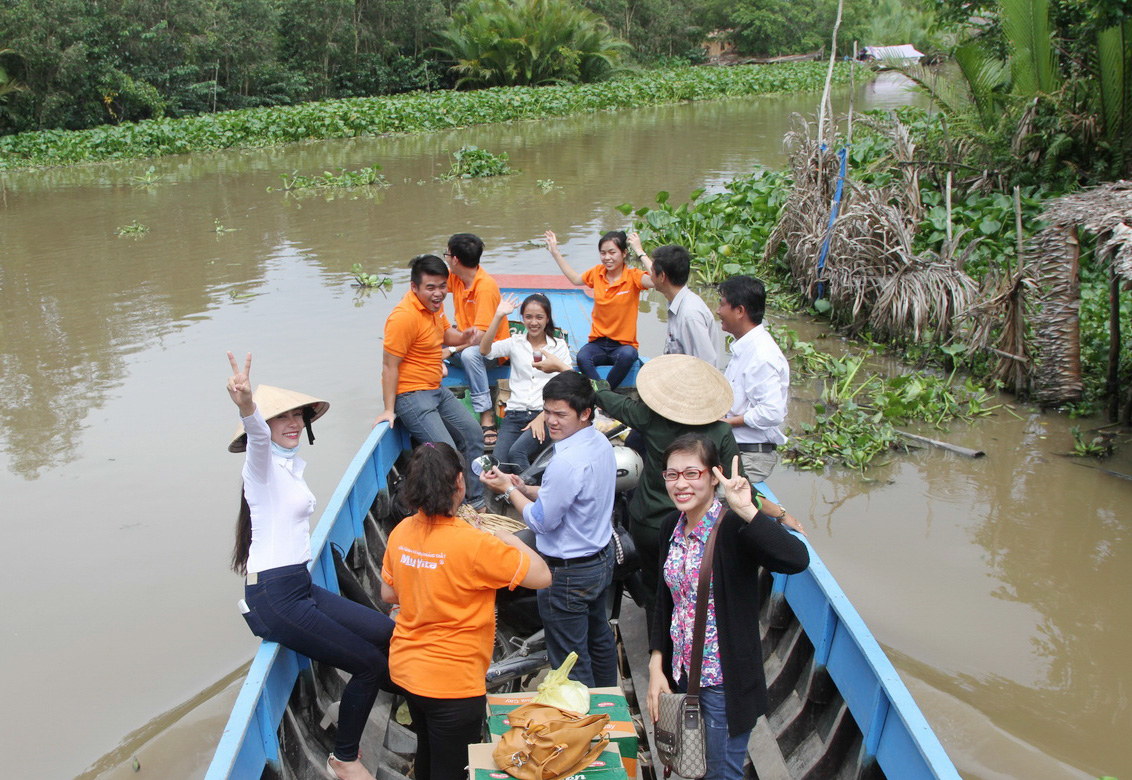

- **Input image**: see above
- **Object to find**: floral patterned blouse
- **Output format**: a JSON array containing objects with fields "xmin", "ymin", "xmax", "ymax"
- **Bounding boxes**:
[{"xmin": 662, "ymin": 498, "xmax": 724, "ymax": 687}]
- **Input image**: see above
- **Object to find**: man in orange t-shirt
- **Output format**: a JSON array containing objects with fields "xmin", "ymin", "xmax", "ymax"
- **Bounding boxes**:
[
  {"xmin": 444, "ymin": 233, "xmax": 507, "ymax": 439},
  {"xmin": 373, "ymin": 254, "xmax": 487, "ymax": 508}
]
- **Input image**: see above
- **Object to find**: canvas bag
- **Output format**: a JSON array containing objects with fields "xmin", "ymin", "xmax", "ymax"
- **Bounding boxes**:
[
  {"xmin": 654, "ymin": 519, "xmax": 723, "ymax": 779},
  {"xmin": 492, "ymin": 702, "xmax": 610, "ymax": 780}
]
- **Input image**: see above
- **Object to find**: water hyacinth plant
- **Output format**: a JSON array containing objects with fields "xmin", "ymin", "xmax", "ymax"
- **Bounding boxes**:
[
  {"xmin": 437, "ymin": 146, "xmax": 515, "ymax": 179},
  {"xmin": 270, "ymin": 166, "xmax": 388, "ymax": 191},
  {"xmin": 0, "ymin": 64, "xmax": 854, "ymax": 170}
]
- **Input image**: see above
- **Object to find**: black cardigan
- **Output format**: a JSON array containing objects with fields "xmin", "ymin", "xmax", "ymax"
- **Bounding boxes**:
[{"xmin": 649, "ymin": 507, "xmax": 810, "ymax": 737}]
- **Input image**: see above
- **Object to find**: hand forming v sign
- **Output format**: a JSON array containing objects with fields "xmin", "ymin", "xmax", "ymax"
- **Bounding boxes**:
[
  {"xmin": 712, "ymin": 455, "xmax": 756, "ymax": 514},
  {"xmin": 226, "ymin": 351, "xmax": 254, "ymax": 416}
]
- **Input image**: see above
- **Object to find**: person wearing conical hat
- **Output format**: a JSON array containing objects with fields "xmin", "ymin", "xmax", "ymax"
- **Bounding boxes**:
[
  {"xmin": 225, "ymin": 352, "xmax": 393, "ymax": 780},
  {"xmin": 595, "ymin": 355, "xmax": 803, "ymax": 632}
]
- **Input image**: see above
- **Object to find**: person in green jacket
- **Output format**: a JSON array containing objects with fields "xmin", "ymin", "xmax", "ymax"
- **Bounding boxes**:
[{"xmin": 591, "ymin": 355, "xmax": 803, "ymax": 631}]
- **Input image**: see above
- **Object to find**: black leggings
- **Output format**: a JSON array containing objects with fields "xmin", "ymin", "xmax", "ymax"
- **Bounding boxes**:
[{"xmin": 403, "ymin": 690, "xmax": 486, "ymax": 780}]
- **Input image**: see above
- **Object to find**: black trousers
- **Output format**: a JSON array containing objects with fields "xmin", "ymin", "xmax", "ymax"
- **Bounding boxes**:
[{"xmin": 403, "ymin": 690, "xmax": 486, "ymax": 780}]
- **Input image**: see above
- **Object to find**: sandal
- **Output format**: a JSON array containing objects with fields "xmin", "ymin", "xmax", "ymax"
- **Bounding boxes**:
[{"xmin": 482, "ymin": 425, "xmax": 498, "ymax": 449}]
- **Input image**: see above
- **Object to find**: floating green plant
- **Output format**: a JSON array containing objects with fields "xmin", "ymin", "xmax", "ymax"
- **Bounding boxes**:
[
  {"xmin": 438, "ymin": 146, "xmax": 516, "ymax": 180},
  {"xmin": 351, "ymin": 264, "xmax": 392, "ymax": 289},
  {"xmin": 115, "ymin": 220, "xmax": 150, "ymax": 236},
  {"xmin": 270, "ymin": 166, "xmax": 388, "ymax": 191}
]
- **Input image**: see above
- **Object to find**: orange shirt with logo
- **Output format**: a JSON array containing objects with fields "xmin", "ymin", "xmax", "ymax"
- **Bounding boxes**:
[
  {"xmin": 449, "ymin": 267, "xmax": 508, "ymax": 344},
  {"xmin": 383, "ymin": 290, "xmax": 451, "ymax": 394},
  {"xmin": 382, "ymin": 512, "xmax": 531, "ymax": 698},
  {"xmin": 582, "ymin": 265, "xmax": 648, "ymax": 348}
]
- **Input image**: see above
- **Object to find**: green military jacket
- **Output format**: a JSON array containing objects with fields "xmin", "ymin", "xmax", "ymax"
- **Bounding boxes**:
[{"xmin": 596, "ymin": 390, "xmax": 747, "ymax": 531}]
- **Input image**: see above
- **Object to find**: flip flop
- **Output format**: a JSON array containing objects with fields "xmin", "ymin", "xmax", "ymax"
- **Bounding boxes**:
[{"xmin": 482, "ymin": 425, "xmax": 498, "ymax": 448}]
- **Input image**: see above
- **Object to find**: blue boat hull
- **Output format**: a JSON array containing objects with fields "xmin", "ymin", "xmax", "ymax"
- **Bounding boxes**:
[{"xmin": 206, "ymin": 276, "xmax": 959, "ymax": 780}]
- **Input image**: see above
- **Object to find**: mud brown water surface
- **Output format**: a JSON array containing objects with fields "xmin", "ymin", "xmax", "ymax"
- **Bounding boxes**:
[{"xmin": 1, "ymin": 75, "xmax": 1128, "ymax": 780}]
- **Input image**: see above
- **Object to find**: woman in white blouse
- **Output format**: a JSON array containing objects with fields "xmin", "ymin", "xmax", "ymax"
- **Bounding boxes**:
[
  {"xmin": 225, "ymin": 352, "xmax": 393, "ymax": 780},
  {"xmin": 478, "ymin": 293, "xmax": 571, "ymax": 472}
]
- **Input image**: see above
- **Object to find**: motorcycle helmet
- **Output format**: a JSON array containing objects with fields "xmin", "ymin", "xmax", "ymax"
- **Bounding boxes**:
[{"xmin": 613, "ymin": 445, "xmax": 643, "ymax": 493}]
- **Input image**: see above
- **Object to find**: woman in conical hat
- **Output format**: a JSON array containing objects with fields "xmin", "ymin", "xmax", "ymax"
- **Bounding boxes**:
[{"xmin": 225, "ymin": 351, "xmax": 392, "ymax": 780}]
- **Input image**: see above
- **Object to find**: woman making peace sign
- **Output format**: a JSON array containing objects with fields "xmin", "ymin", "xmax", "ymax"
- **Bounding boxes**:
[{"xmin": 225, "ymin": 351, "xmax": 394, "ymax": 780}]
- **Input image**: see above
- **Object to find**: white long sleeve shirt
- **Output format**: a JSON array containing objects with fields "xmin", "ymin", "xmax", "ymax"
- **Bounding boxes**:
[
  {"xmin": 241, "ymin": 407, "xmax": 316, "ymax": 574},
  {"xmin": 723, "ymin": 324, "xmax": 790, "ymax": 445},
  {"xmin": 484, "ymin": 334, "xmax": 572, "ymax": 412}
]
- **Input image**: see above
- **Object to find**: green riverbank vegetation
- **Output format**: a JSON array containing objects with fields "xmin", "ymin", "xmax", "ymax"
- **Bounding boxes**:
[
  {"xmin": 0, "ymin": 62, "xmax": 853, "ymax": 169},
  {"xmin": 0, "ymin": 0, "xmax": 891, "ymax": 140}
]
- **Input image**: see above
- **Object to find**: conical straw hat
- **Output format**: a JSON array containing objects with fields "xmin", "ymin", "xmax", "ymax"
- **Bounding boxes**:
[
  {"xmin": 635, "ymin": 354, "xmax": 733, "ymax": 426},
  {"xmin": 228, "ymin": 384, "xmax": 330, "ymax": 453}
]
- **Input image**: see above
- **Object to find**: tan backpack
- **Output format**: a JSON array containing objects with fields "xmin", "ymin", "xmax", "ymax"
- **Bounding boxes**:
[{"xmin": 492, "ymin": 702, "xmax": 610, "ymax": 780}]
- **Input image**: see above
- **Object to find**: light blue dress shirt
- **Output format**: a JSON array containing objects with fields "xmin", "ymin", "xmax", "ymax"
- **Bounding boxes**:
[{"xmin": 522, "ymin": 424, "xmax": 615, "ymax": 559}]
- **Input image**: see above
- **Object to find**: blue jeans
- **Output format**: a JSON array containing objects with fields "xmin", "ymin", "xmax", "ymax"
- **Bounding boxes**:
[
  {"xmin": 672, "ymin": 681, "xmax": 750, "ymax": 780},
  {"xmin": 243, "ymin": 564, "xmax": 395, "ymax": 763},
  {"xmin": 577, "ymin": 337, "xmax": 638, "ymax": 389},
  {"xmin": 451, "ymin": 348, "xmax": 492, "ymax": 415},
  {"xmin": 395, "ymin": 387, "xmax": 485, "ymax": 507},
  {"xmin": 403, "ymin": 691, "xmax": 485, "ymax": 780},
  {"xmin": 536, "ymin": 541, "xmax": 617, "ymax": 687},
  {"xmin": 495, "ymin": 409, "xmax": 550, "ymax": 473}
]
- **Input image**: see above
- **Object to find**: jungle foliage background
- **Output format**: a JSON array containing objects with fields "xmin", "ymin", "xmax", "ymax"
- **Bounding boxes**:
[{"xmin": 0, "ymin": 0, "xmax": 913, "ymax": 135}]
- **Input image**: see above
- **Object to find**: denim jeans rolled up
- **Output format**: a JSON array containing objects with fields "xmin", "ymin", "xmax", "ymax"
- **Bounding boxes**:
[
  {"xmin": 494, "ymin": 409, "xmax": 550, "ymax": 473},
  {"xmin": 243, "ymin": 564, "xmax": 395, "ymax": 763},
  {"xmin": 576, "ymin": 337, "xmax": 638, "ymax": 389},
  {"xmin": 536, "ymin": 541, "xmax": 617, "ymax": 687},
  {"xmin": 394, "ymin": 387, "xmax": 485, "ymax": 507}
]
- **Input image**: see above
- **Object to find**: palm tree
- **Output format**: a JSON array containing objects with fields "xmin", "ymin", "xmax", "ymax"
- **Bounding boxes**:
[
  {"xmin": 0, "ymin": 49, "xmax": 26, "ymax": 102},
  {"xmin": 435, "ymin": 0, "xmax": 630, "ymax": 89}
]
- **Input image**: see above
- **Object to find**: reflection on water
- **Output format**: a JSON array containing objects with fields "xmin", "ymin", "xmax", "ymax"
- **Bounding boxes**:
[{"xmin": 4, "ymin": 78, "xmax": 1130, "ymax": 780}]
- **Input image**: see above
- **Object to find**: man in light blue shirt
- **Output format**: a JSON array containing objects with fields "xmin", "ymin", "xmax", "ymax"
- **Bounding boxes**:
[{"xmin": 481, "ymin": 372, "xmax": 617, "ymax": 686}]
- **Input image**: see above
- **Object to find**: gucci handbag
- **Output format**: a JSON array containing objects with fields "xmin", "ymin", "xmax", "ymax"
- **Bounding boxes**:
[{"xmin": 654, "ymin": 520, "xmax": 722, "ymax": 779}]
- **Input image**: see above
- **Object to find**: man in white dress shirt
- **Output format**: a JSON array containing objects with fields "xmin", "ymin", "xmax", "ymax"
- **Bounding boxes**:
[{"xmin": 717, "ymin": 275, "xmax": 789, "ymax": 483}]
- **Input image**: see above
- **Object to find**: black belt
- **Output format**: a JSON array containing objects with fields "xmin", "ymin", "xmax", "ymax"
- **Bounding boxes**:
[
  {"xmin": 737, "ymin": 442, "xmax": 777, "ymax": 453},
  {"xmin": 543, "ymin": 543, "xmax": 608, "ymax": 568}
]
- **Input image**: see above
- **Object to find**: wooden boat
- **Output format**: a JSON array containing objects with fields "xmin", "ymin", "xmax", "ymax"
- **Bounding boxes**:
[{"xmin": 205, "ymin": 276, "xmax": 960, "ymax": 780}]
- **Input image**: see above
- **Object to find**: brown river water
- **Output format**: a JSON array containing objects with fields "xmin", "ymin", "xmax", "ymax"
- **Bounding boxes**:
[{"xmin": 1, "ymin": 74, "xmax": 1129, "ymax": 780}]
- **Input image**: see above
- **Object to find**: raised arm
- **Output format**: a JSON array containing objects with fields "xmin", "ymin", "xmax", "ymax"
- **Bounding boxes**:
[
  {"xmin": 545, "ymin": 229, "xmax": 584, "ymax": 285},
  {"xmin": 480, "ymin": 294, "xmax": 519, "ymax": 356},
  {"xmin": 226, "ymin": 351, "xmax": 255, "ymax": 418},
  {"xmin": 628, "ymin": 232, "xmax": 656, "ymax": 290}
]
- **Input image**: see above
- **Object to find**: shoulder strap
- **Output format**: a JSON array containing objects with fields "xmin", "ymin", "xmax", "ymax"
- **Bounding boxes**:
[{"xmin": 685, "ymin": 516, "xmax": 723, "ymax": 696}]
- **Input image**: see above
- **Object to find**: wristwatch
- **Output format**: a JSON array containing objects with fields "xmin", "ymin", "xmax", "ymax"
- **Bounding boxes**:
[{"xmin": 502, "ymin": 485, "xmax": 517, "ymax": 504}]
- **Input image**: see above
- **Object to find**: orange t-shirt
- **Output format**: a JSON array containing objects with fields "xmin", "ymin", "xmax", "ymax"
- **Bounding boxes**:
[
  {"xmin": 383, "ymin": 290, "xmax": 451, "ymax": 394},
  {"xmin": 381, "ymin": 512, "xmax": 531, "ymax": 698},
  {"xmin": 582, "ymin": 264, "xmax": 648, "ymax": 348},
  {"xmin": 448, "ymin": 267, "xmax": 508, "ymax": 344}
]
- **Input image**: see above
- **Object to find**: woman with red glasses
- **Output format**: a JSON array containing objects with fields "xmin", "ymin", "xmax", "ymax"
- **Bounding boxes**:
[{"xmin": 646, "ymin": 434, "xmax": 809, "ymax": 780}]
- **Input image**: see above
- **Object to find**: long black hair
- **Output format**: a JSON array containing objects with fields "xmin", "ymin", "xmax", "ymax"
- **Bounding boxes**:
[
  {"xmin": 521, "ymin": 293, "xmax": 559, "ymax": 347},
  {"xmin": 231, "ymin": 405, "xmax": 317, "ymax": 575},
  {"xmin": 400, "ymin": 442, "xmax": 466, "ymax": 519}
]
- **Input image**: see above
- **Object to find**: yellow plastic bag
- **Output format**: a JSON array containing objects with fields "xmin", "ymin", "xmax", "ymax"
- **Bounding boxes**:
[{"xmin": 531, "ymin": 652, "xmax": 590, "ymax": 714}]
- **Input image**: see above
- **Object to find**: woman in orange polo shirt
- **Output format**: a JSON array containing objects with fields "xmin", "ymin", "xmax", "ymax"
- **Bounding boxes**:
[
  {"xmin": 381, "ymin": 443, "xmax": 550, "ymax": 780},
  {"xmin": 545, "ymin": 228, "xmax": 654, "ymax": 388}
]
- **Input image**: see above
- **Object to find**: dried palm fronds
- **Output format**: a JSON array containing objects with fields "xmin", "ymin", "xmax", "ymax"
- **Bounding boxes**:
[
  {"xmin": 1028, "ymin": 226, "xmax": 1083, "ymax": 403},
  {"xmin": 768, "ymin": 113, "xmax": 977, "ymax": 344}
]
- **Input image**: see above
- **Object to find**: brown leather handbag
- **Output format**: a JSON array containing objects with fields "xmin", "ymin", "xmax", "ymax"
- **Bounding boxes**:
[{"xmin": 492, "ymin": 702, "xmax": 610, "ymax": 780}]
